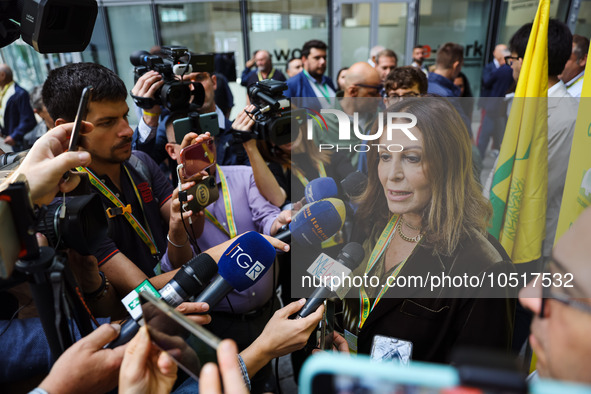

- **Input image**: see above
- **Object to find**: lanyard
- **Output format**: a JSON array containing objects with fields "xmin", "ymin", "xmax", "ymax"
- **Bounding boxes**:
[
  {"xmin": 303, "ymin": 69, "xmax": 331, "ymax": 100},
  {"xmin": 358, "ymin": 215, "xmax": 407, "ymax": 330},
  {"xmin": 258, "ymin": 68, "xmax": 276, "ymax": 81},
  {"xmin": 292, "ymin": 162, "xmax": 327, "ymax": 188},
  {"xmin": 204, "ymin": 165, "xmax": 237, "ymax": 238},
  {"xmin": 77, "ymin": 165, "xmax": 159, "ymax": 256}
]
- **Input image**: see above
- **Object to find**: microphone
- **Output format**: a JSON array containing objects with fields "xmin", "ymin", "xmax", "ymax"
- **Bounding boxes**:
[
  {"xmin": 305, "ymin": 177, "xmax": 338, "ymax": 203},
  {"xmin": 304, "ymin": 172, "xmax": 368, "ymax": 204},
  {"xmin": 107, "ymin": 253, "xmax": 218, "ymax": 348},
  {"xmin": 274, "ymin": 198, "xmax": 346, "ymax": 246},
  {"xmin": 159, "ymin": 253, "xmax": 218, "ymax": 307},
  {"xmin": 194, "ymin": 231, "xmax": 276, "ymax": 309},
  {"xmin": 297, "ymin": 242, "xmax": 365, "ymax": 318},
  {"xmin": 341, "ymin": 171, "xmax": 368, "ymax": 199}
]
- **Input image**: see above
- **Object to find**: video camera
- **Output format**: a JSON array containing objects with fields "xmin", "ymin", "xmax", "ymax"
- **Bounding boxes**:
[
  {"xmin": 236, "ymin": 79, "xmax": 305, "ymax": 146},
  {"xmin": 130, "ymin": 46, "xmax": 214, "ymax": 112},
  {"xmin": 0, "ymin": 166, "xmax": 107, "ymax": 280},
  {"xmin": 0, "ymin": 0, "xmax": 97, "ymax": 53}
]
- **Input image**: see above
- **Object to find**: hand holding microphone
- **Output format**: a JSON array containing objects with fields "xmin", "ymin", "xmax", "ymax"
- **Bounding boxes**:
[
  {"xmin": 297, "ymin": 242, "xmax": 365, "ymax": 318},
  {"xmin": 274, "ymin": 198, "xmax": 346, "ymax": 246},
  {"xmin": 195, "ymin": 231, "xmax": 277, "ymax": 309}
]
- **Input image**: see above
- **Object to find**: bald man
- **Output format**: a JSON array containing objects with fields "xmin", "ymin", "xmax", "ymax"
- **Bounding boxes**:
[
  {"xmin": 0, "ymin": 64, "xmax": 37, "ymax": 152},
  {"xmin": 243, "ymin": 50, "xmax": 286, "ymax": 87},
  {"xmin": 311, "ymin": 62, "xmax": 382, "ymax": 168},
  {"xmin": 519, "ymin": 206, "xmax": 591, "ymax": 383}
]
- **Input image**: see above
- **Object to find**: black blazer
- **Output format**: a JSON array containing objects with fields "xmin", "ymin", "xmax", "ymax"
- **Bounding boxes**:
[{"xmin": 344, "ymin": 231, "xmax": 516, "ymax": 363}]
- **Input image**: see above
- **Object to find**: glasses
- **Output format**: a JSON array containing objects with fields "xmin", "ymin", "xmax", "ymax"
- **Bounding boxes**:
[
  {"xmin": 384, "ymin": 92, "xmax": 420, "ymax": 104},
  {"xmin": 504, "ymin": 55, "xmax": 520, "ymax": 66},
  {"xmin": 355, "ymin": 83, "xmax": 383, "ymax": 92},
  {"xmin": 539, "ymin": 285, "xmax": 591, "ymax": 318}
]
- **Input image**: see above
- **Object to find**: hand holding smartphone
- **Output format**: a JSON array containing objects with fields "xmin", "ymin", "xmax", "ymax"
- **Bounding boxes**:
[
  {"xmin": 63, "ymin": 86, "xmax": 92, "ymax": 181},
  {"xmin": 179, "ymin": 138, "xmax": 216, "ymax": 179},
  {"xmin": 68, "ymin": 86, "xmax": 93, "ymax": 152}
]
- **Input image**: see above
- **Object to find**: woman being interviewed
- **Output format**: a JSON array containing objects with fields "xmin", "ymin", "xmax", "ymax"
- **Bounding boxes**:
[{"xmin": 342, "ymin": 98, "xmax": 515, "ymax": 362}]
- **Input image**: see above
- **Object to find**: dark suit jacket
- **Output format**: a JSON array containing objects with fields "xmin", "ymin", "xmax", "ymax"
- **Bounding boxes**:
[
  {"xmin": 344, "ymin": 231, "xmax": 516, "ymax": 363},
  {"xmin": 1, "ymin": 83, "xmax": 36, "ymax": 142},
  {"xmin": 284, "ymin": 71, "xmax": 336, "ymax": 112},
  {"xmin": 479, "ymin": 63, "xmax": 513, "ymax": 114}
]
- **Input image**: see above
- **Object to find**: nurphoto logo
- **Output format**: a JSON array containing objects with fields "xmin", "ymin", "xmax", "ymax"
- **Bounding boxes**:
[{"xmin": 305, "ymin": 109, "xmax": 418, "ymax": 153}]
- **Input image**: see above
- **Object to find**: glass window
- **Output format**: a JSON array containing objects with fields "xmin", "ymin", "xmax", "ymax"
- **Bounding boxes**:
[
  {"xmin": 418, "ymin": 0, "xmax": 490, "ymax": 98},
  {"xmin": 81, "ymin": 8, "xmax": 112, "ymax": 68},
  {"xmin": 377, "ymin": 2, "xmax": 410, "ymax": 65},
  {"xmin": 497, "ymin": 0, "xmax": 570, "ymax": 48},
  {"xmin": 157, "ymin": 2, "xmax": 244, "ymax": 118},
  {"xmin": 106, "ymin": 5, "xmax": 156, "ymax": 125},
  {"xmin": 0, "ymin": 39, "xmax": 48, "ymax": 92},
  {"xmin": 573, "ymin": 0, "xmax": 591, "ymax": 39},
  {"xmin": 339, "ymin": 3, "xmax": 372, "ymax": 69},
  {"xmin": 247, "ymin": 0, "xmax": 329, "ymax": 76}
]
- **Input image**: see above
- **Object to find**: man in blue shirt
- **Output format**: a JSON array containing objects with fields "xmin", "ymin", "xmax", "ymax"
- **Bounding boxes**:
[{"xmin": 427, "ymin": 42, "xmax": 464, "ymax": 98}]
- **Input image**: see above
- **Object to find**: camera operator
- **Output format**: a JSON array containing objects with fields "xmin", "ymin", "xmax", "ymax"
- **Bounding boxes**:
[
  {"xmin": 232, "ymin": 105, "xmax": 286, "ymax": 207},
  {"xmin": 129, "ymin": 70, "xmax": 169, "ymax": 166},
  {"xmin": 180, "ymin": 69, "xmax": 250, "ymax": 167}
]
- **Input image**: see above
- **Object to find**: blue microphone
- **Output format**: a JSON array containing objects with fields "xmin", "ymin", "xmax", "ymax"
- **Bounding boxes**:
[
  {"xmin": 194, "ymin": 232, "xmax": 276, "ymax": 308},
  {"xmin": 305, "ymin": 177, "xmax": 338, "ymax": 203},
  {"xmin": 274, "ymin": 198, "xmax": 346, "ymax": 246}
]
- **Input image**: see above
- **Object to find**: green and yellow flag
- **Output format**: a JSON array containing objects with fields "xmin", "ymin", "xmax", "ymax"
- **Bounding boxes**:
[
  {"xmin": 488, "ymin": 0, "xmax": 549, "ymax": 263},
  {"xmin": 553, "ymin": 47, "xmax": 591, "ymax": 241}
]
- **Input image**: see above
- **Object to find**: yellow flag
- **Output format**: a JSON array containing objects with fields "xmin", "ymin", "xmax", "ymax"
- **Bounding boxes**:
[
  {"xmin": 553, "ymin": 53, "xmax": 591, "ymax": 241},
  {"xmin": 488, "ymin": 0, "xmax": 549, "ymax": 263}
]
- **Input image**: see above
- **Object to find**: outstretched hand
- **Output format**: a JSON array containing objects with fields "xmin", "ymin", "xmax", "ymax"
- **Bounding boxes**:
[{"xmin": 10, "ymin": 121, "xmax": 93, "ymax": 205}]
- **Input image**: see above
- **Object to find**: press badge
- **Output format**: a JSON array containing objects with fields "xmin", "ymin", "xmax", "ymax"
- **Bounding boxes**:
[
  {"xmin": 344, "ymin": 329, "xmax": 358, "ymax": 355},
  {"xmin": 370, "ymin": 335, "xmax": 413, "ymax": 365}
]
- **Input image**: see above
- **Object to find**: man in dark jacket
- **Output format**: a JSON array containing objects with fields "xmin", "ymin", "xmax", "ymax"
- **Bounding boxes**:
[
  {"xmin": 0, "ymin": 64, "xmax": 36, "ymax": 152},
  {"xmin": 285, "ymin": 40, "xmax": 336, "ymax": 112},
  {"xmin": 477, "ymin": 44, "xmax": 513, "ymax": 157}
]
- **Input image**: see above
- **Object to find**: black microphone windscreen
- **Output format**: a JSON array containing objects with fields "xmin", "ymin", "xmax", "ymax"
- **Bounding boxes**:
[{"xmin": 341, "ymin": 171, "xmax": 368, "ymax": 198}]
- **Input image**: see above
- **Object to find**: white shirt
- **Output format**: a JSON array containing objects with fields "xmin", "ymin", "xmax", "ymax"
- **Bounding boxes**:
[{"xmin": 565, "ymin": 70, "xmax": 584, "ymax": 98}]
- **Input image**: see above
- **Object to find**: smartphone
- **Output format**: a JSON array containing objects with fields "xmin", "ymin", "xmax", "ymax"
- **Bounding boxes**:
[
  {"xmin": 68, "ymin": 86, "xmax": 93, "ymax": 152},
  {"xmin": 179, "ymin": 139, "xmax": 216, "ymax": 179},
  {"xmin": 299, "ymin": 352, "xmax": 459, "ymax": 394},
  {"xmin": 173, "ymin": 112, "xmax": 219, "ymax": 144},
  {"xmin": 139, "ymin": 291, "xmax": 221, "ymax": 380}
]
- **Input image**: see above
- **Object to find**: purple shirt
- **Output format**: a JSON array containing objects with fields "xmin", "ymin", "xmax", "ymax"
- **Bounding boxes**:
[{"xmin": 164, "ymin": 165, "xmax": 280, "ymax": 314}]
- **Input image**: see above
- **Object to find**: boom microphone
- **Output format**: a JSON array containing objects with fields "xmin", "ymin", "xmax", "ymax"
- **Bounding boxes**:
[
  {"xmin": 107, "ymin": 253, "xmax": 218, "ymax": 348},
  {"xmin": 194, "ymin": 232, "xmax": 276, "ymax": 309},
  {"xmin": 297, "ymin": 242, "xmax": 365, "ymax": 318},
  {"xmin": 274, "ymin": 198, "xmax": 346, "ymax": 246}
]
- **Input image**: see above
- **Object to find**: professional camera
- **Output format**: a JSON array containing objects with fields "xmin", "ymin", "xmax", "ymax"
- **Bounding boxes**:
[
  {"xmin": 130, "ymin": 46, "xmax": 214, "ymax": 112},
  {"xmin": 36, "ymin": 194, "xmax": 108, "ymax": 255},
  {"xmin": 240, "ymin": 79, "xmax": 305, "ymax": 146},
  {"xmin": 0, "ymin": 0, "xmax": 97, "ymax": 53},
  {"xmin": 181, "ymin": 176, "xmax": 219, "ymax": 213}
]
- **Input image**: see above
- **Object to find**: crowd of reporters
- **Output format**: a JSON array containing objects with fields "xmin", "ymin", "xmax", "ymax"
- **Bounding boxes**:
[{"xmin": 0, "ymin": 19, "xmax": 590, "ymax": 393}]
